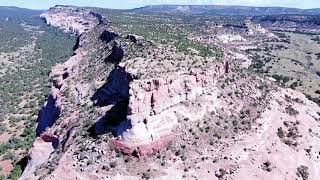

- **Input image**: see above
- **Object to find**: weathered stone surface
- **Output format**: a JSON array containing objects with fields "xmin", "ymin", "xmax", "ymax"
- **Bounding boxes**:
[
  {"xmin": 126, "ymin": 34, "xmax": 144, "ymax": 44},
  {"xmin": 36, "ymin": 49, "xmax": 87, "ymax": 136},
  {"xmin": 20, "ymin": 5, "xmax": 320, "ymax": 180},
  {"xmin": 41, "ymin": 5, "xmax": 106, "ymax": 35},
  {"xmin": 113, "ymin": 69, "xmax": 220, "ymax": 154},
  {"xmin": 252, "ymin": 15, "xmax": 320, "ymax": 34},
  {"xmin": 19, "ymin": 134, "xmax": 59, "ymax": 180},
  {"xmin": 23, "ymin": 8, "xmax": 99, "ymax": 177}
]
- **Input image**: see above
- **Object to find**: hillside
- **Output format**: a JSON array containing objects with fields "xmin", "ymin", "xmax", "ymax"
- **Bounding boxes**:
[
  {"xmin": 0, "ymin": 6, "xmax": 77, "ymax": 179},
  {"xmin": 0, "ymin": 6, "xmax": 43, "ymax": 19},
  {"xmin": 252, "ymin": 14, "xmax": 320, "ymax": 34},
  {"xmin": 11, "ymin": 6, "xmax": 320, "ymax": 180},
  {"xmin": 131, "ymin": 5, "xmax": 320, "ymax": 16}
]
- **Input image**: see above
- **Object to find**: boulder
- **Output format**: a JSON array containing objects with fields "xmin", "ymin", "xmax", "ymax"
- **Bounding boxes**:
[{"xmin": 19, "ymin": 134, "xmax": 59, "ymax": 180}]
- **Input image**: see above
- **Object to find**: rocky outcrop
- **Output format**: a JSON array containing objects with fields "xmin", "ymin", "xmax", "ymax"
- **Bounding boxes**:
[
  {"xmin": 19, "ymin": 134, "xmax": 59, "ymax": 180},
  {"xmin": 126, "ymin": 34, "xmax": 144, "ymax": 44},
  {"xmin": 36, "ymin": 49, "xmax": 87, "ymax": 137},
  {"xmin": 23, "ymin": 7, "xmax": 102, "ymax": 178},
  {"xmin": 252, "ymin": 15, "xmax": 320, "ymax": 34},
  {"xmin": 245, "ymin": 20, "xmax": 276, "ymax": 38},
  {"xmin": 112, "ymin": 68, "xmax": 222, "ymax": 155},
  {"xmin": 40, "ymin": 5, "xmax": 106, "ymax": 35},
  {"xmin": 19, "ymin": 5, "xmax": 320, "ymax": 180}
]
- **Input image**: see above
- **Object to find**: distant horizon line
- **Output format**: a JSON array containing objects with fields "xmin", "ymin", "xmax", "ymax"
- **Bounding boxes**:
[{"xmin": 1, "ymin": 4, "xmax": 319, "ymax": 11}]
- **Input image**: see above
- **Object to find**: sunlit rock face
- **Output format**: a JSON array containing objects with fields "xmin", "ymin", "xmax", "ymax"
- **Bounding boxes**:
[
  {"xmin": 19, "ymin": 4, "xmax": 320, "ymax": 180},
  {"xmin": 40, "ymin": 5, "xmax": 106, "ymax": 35},
  {"xmin": 23, "ymin": 6, "xmax": 102, "ymax": 178},
  {"xmin": 113, "ymin": 68, "xmax": 223, "ymax": 155},
  {"xmin": 19, "ymin": 134, "xmax": 59, "ymax": 180}
]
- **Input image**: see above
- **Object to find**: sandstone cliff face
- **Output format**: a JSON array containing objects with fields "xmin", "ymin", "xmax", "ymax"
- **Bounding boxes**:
[
  {"xmin": 245, "ymin": 20, "xmax": 276, "ymax": 38},
  {"xmin": 20, "ymin": 6, "xmax": 320, "ymax": 180},
  {"xmin": 36, "ymin": 92, "xmax": 60, "ymax": 136},
  {"xmin": 35, "ymin": 5, "xmax": 103, "ymax": 141},
  {"xmin": 20, "ymin": 7, "xmax": 103, "ymax": 179},
  {"xmin": 40, "ymin": 5, "xmax": 105, "ymax": 35},
  {"xmin": 21, "ymin": 6, "xmax": 227, "ymax": 177},
  {"xmin": 113, "ymin": 69, "xmax": 222, "ymax": 155},
  {"xmin": 21, "ymin": 135, "xmax": 59, "ymax": 179},
  {"xmin": 35, "ymin": 48, "xmax": 88, "ymax": 137}
]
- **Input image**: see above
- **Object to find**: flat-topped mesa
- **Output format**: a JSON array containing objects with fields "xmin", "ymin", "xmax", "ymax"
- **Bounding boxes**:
[{"xmin": 40, "ymin": 5, "xmax": 107, "ymax": 35}]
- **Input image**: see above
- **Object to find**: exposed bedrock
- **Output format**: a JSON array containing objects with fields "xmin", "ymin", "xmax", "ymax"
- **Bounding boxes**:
[
  {"xmin": 24, "ymin": 49, "xmax": 88, "ymax": 177},
  {"xmin": 36, "ymin": 49, "xmax": 86, "ymax": 136},
  {"xmin": 252, "ymin": 15, "xmax": 320, "ymax": 34},
  {"xmin": 110, "ymin": 69, "xmax": 221, "ymax": 155},
  {"xmin": 126, "ymin": 34, "xmax": 145, "ymax": 45},
  {"xmin": 19, "ymin": 134, "xmax": 59, "ymax": 180},
  {"xmin": 40, "ymin": 5, "xmax": 108, "ymax": 35},
  {"xmin": 62, "ymin": 127, "xmax": 77, "ymax": 152},
  {"xmin": 22, "ymin": 6, "xmax": 114, "ymax": 178}
]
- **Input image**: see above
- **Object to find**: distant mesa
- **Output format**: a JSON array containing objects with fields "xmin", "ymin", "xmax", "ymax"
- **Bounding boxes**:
[{"xmin": 131, "ymin": 5, "xmax": 320, "ymax": 16}]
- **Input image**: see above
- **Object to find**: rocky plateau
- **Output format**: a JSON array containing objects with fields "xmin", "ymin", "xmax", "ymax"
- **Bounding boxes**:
[{"xmin": 16, "ymin": 6, "xmax": 320, "ymax": 180}]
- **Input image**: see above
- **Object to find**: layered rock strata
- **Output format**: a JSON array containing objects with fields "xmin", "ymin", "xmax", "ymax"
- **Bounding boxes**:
[
  {"xmin": 20, "ymin": 134, "xmax": 59, "ymax": 179},
  {"xmin": 20, "ymin": 7, "xmax": 105, "ymax": 179},
  {"xmin": 112, "ymin": 69, "xmax": 223, "ymax": 155},
  {"xmin": 40, "ymin": 5, "xmax": 105, "ymax": 35},
  {"xmin": 19, "ymin": 6, "xmax": 320, "ymax": 180}
]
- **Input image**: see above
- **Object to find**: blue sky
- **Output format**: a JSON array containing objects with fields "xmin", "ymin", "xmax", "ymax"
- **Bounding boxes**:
[{"xmin": 0, "ymin": 0, "xmax": 319, "ymax": 10}]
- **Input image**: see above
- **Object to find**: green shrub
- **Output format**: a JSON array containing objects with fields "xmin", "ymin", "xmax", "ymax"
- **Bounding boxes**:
[{"xmin": 8, "ymin": 165, "xmax": 22, "ymax": 180}]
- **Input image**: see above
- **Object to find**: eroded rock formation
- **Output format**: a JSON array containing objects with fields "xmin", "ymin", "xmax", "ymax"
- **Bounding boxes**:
[
  {"xmin": 40, "ymin": 5, "xmax": 105, "ymax": 35},
  {"xmin": 20, "ymin": 134, "xmax": 59, "ymax": 179},
  {"xmin": 21, "ymin": 7, "xmax": 106, "ymax": 179},
  {"xmin": 112, "ymin": 69, "xmax": 221, "ymax": 155},
  {"xmin": 20, "ymin": 5, "xmax": 320, "ymax": 180}
]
